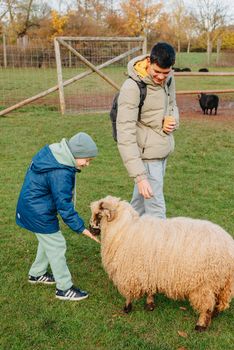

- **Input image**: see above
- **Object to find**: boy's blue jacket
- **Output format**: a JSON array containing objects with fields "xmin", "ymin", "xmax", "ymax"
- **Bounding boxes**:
[{"xmin": 16, "ymin": 145, "xmax": 85, "ymax": 234}]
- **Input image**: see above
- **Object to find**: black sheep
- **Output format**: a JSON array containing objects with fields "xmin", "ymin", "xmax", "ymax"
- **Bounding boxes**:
[
  {"xmin": 198, "ymin": 93, "xmax": 219, "ymax": 115},
  {"xmin": 199, "ymin": 68, "xmax": 209, "ymax": 72},
  {"xmin": 181, "ymin": 67, "xmax": 191, "ymax": 72}
]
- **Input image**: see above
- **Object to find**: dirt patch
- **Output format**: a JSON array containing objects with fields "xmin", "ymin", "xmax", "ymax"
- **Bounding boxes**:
[
  {"xmin": 177, "ymin": 95, "xmax": 234, "ymax": 122},
  {"xmin": 36, "ymin": 93, "xmax": 234, "ymax": 123}
]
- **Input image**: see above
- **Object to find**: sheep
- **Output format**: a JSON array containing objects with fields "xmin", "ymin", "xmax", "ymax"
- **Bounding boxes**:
[
  {"xmin": 89, "ymin": 196, "xmax": 234, "ymax": 332},
  {"xmin": 198, "ymin": 93, "xmax": 219, "ymax": 115},
  {"xmin": 199, "ymin": 68, "xmax": 209, "ymax": 72},
  {"xmin": 181, "ymin": 67, "xmax": 191, "ymax": 72}
]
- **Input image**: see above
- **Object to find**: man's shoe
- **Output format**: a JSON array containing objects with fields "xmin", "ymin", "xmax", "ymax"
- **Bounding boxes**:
[
  {"xmin": 56, "ymin": 285, "xmax": 88, "ymax": 301},
  {"xmin": 28, "ymin": 272, "xmax": 55, "ymax": 285}
]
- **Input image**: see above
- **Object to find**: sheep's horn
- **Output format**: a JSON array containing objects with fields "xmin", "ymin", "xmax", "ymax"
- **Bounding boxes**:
[{"xmin": 99, "ymin": 202, "xmax": 116, "ymax": 222}]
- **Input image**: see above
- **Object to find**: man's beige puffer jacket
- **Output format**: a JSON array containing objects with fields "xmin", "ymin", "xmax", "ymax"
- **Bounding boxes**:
[{"xmin": 117, "ymin": 54, "xmax": 179, "ymax": 181}]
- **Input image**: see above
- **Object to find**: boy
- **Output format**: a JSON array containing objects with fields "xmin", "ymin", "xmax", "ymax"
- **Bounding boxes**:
[{"xmin": 16, "ymin": 132, "xmax": 99, "ymax": 301}]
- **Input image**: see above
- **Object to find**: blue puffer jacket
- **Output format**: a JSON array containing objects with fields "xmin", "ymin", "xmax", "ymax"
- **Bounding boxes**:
[{"xmin": 16, "ymin": 145, "xmax": 85, "ymax": 234}]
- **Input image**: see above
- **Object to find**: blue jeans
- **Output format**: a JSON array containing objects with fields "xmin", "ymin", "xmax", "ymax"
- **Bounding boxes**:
[{"xmin": 131, "ymin": 158, "xmax": 167, "ymax": 219}]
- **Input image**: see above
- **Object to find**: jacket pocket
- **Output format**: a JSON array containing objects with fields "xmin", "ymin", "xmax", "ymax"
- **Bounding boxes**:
[
  {"xmin": 143, "ymin": 128, "xmax": 174, "ymax": 159},
  {"xmin": 136, "ymin": 124, "xmax": 148, "ymax": 153}
]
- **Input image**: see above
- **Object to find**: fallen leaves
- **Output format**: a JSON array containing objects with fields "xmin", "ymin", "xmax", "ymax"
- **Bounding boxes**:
[
  {"xmin": 177, "ymin": 330, "xmax": 188, "ymax": 338},
  {"xmin": 179, "ymin": 306, "xmax": 187, "ymax": 311}
]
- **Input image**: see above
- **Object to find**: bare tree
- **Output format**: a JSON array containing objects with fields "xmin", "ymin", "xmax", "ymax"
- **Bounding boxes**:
[
  {"xmin": 0, "ymin": 0, "xmax": 51, "ymax": 42},
  {"xmin": 194, "ymin": 0, "xmax": 228, "ymax": 64},
  {"xmin": 183, "ymin": 13, "xmax": 197, "ymax": 53},
  {"xmin": 170, "ymin": 0, "xmax": 187, "ymax": 54},
  {"xmin": 16, "ymin": 0, "xmax": 34, "ymax": 37},
  {"xmin": 0, "ymin": 0, "xmax": 16, "ymax": 22}
]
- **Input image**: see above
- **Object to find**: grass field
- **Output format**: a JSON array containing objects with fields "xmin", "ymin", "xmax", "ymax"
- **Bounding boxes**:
[{"xmin": 0, "ymin": 107, "xmax": 233, "ymax": 350}]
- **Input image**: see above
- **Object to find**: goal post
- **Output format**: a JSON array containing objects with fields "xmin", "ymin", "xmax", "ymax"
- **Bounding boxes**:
[{"xmin": 53, "ymin": 36, "xmax": 147, "ymax": 114}]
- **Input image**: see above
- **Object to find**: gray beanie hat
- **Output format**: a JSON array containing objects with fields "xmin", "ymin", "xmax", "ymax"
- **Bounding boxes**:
[{"xmin": 67, "ymin": 132, "xmax": 98, "ymax": 158}]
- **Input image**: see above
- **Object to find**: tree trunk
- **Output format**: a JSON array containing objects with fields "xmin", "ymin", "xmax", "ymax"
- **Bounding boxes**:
[
  {"xmin": 3, "ymin": 33, "xmax": 7, "ymax": 68},
  {"xmin": 207, "ymin": 34, "xmax": 212, "ymax": 65},
  {"xmin": 177, "ymin": 39, "xmax": 181, "ymax": 54},
  {"xmin": 187, "ymin": 38, "xmax": 191, "ymax": 53},
  {"xmin": 216, "ymin": 37, "xmax": 222, "ymax": 65}
]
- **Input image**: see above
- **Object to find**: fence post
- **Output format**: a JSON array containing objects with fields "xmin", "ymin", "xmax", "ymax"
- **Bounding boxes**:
[
  {"xmin": 3, "ymin": 33, "xmax": 7, "ymax": 68},
  {"xmin": 128, "ymin": 42, "xmax": 131, "ymax": 62},
  {"xmin": 54, "ymin": 38, "xmax": 66, "ymax": 115},
  {"xmin": 69, "ymin": 40, "xmax": 72, "ymax": 67}
]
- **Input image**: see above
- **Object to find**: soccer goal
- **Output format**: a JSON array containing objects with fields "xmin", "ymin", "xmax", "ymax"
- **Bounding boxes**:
[{"xmin": 54, "ymin": 36, "xmax": 147, "ymax": 114}]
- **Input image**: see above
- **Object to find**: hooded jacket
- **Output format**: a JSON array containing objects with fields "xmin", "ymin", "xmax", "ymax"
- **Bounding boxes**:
[
  {"xmin": 117, "ymin": 55, "xmax": 179, "ymax": 180},
  {"xmin": 16, "ymin": 139, "xmax": 85, "ymax": 234}
]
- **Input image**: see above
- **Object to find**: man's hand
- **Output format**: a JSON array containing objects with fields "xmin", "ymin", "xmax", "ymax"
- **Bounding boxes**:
[
  {"xmin": 137, "ymin": 179, "xmax": 153, "ymax": 199},
  {"xmin": 82, "ymin": 229, "xmax": 100, "ymax": 243},
  {"xmin": 163, "ymin": 116, "xmax": 176, "ymax": 134}
]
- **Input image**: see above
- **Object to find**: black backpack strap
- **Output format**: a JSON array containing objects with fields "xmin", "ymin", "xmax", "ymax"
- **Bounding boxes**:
[
  {"xmin": 135, "ymin": 80, "xmax": 147, "ymax": 121},
  {"xmin": 129, "ymin": 77, "xmax": 147, "ymax": 121},
  {"xmin": 167, "ymin": 76, "xmax": 172, "ymax": 88}
]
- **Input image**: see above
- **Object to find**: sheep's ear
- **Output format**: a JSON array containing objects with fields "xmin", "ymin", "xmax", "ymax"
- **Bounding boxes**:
[
  {"xmin": 99, "ymin": 201, "xmax": 116, "ymax": 222},
  {"xmin": 107, "ymin": 209, "xmax": 116, "ymax": 222}
]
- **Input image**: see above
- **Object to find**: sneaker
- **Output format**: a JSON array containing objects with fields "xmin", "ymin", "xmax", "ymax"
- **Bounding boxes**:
[
  {"xmin": 28, "ymin": 272, "xmax": 56, "ymax": 285},
  {"xmin": 56, "ymin": 285, "xmax": 89, "ymax": 301}
]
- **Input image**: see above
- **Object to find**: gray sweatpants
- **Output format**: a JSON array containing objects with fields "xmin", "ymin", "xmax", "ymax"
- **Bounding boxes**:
[
  {"xmin": 131, "ymin": 158, "xmax": 167, "ymax": 219},
  {"xmin": 29, "ymin": 230, "xmax": 73, "ymax": 291}
]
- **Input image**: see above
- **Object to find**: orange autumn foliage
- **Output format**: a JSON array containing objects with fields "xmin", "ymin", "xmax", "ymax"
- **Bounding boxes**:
[{"xmin": 50, "ymin": 10, "xmax": 68, "ymax": 39}]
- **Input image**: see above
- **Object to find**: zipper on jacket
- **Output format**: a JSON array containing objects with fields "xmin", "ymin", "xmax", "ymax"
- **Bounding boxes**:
[{"xmin": 142, "ymin": 127, "xmax": 149, "ymax": 154}]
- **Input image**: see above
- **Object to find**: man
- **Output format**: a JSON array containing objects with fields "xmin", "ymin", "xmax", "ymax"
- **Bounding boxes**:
[{"xmin": 117, "ymin": 42, "xmax": 179, "ymax": 219}]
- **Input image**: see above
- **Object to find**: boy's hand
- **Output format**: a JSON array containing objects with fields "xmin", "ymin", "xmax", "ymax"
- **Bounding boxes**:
[{"xmin": 82, "ymin": 229, "xmax": 100, "ymax": 243}]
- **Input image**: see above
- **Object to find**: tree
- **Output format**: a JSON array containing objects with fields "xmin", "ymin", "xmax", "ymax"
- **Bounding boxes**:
[
  {"xmin": 170, "ymin": 0, "xmax": 187, "ymax": 54},
  {"xmin": 183, "ymin": 13, "xmax": 197, "ymax": 53},
  {"xmin": 193, "ymin": 0, "xmax": 228, "ymax": 64},
  {"xmin": 221, "ymin": 26, "xmax": 234, "ymax": 49},
  {"xmin": 121, "ymin": 0, "xmax": 163, "ymax": 36},
  {"xmin": 152, "ymin": 12, "xmax": 174, "ymax": 44},
  {"xmin": 0, "ymin": 0, "xmax": 52, "ymax": 42},
  {"xmin": 71, "ymin": 0, "xmax": 107, "ymax": 21},
  {"xmin": 105, "ymin": 11, "xmax": 128, "ymax": 35},
  {"xmin": 50, "ymin": 10, "xmax": 68, "ymax": 38}
]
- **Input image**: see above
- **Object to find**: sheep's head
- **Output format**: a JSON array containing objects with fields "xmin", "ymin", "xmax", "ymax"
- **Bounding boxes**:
[{"xmin": 89, "ymin": 196, "xmax": 120, "ymax": 235}]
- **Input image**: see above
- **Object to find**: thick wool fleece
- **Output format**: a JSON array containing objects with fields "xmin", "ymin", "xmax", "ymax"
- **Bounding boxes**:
[{"xmin": 91, "ymin": 196, "xmax": 234, "ymax": 315}]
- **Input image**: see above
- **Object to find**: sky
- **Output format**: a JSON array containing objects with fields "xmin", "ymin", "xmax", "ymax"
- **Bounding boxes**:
[
  {"xmin": 1, "ymin": 0, "xmax": 232, "ymax": 24},
  {"xmin": 49, "ymin": 0, "xmax": 234, "ymax": 24}
]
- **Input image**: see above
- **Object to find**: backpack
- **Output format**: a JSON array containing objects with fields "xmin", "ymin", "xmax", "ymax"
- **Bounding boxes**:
[
  {"xmin": 110, "ymin": 76, "xmax": 172, "ymax": 142},
  {"xmin": 110, "ymin": 79, "xmax": 147, "ymax": 142}
]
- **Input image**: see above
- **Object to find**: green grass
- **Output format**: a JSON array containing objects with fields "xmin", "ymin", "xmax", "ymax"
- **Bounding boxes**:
[
  {"xmin": 175, "ymin": 51, "xmax": 214, "ymax": 68},
  {"xmin": 0, "ymin": 107, "xmax": 234, "ymax": 350}
]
